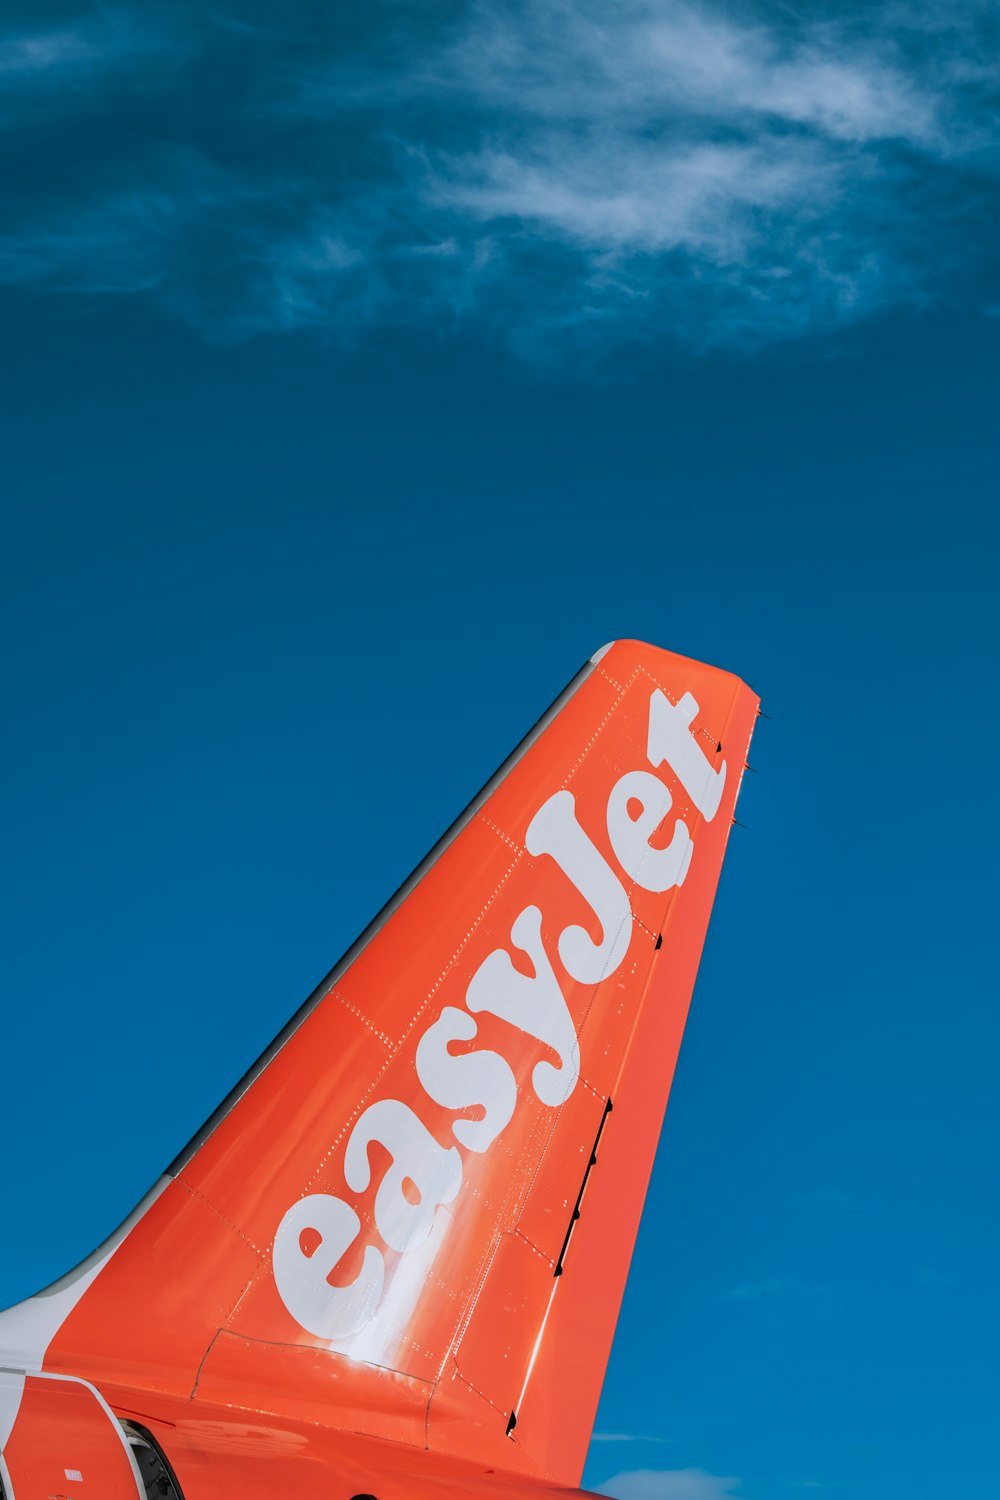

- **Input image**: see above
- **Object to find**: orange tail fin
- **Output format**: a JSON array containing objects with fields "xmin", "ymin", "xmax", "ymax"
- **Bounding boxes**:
[{"xmin": 11, "ymin": 641, "xmax": 758, "ymax": 1486}]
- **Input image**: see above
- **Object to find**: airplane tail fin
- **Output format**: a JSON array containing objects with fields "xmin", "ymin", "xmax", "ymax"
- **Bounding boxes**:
[{"xmin": 7, "ymin": 641, "xmax": 758, "ymax": 1486}]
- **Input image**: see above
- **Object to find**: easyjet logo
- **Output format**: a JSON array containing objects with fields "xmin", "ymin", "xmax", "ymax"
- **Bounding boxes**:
[{"xmin": 273, "ymin": 688, "xmax": 726, "ymax": 1341}]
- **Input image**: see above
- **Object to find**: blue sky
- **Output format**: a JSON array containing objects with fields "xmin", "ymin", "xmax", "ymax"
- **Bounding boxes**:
[{"xmin": 1, "ymin": 4, "xmax": 998, "ymax": 1500}]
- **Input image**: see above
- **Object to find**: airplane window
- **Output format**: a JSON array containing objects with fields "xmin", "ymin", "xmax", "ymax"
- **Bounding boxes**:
[{"xmin": 120, "ymin": 1420, "xmax": 185, "ymax": 1500}]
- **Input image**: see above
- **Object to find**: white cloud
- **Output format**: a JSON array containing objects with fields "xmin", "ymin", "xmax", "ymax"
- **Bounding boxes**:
[
  {"xmin": 725, "ymin": 1276, "xmax": 800, "ymax": 1301},
  {"xmin": 913, "ymin": 1267, "xmax": 954, "ymax": 1289},
  {"xmin": 0, "ymin": 0, "xmax": 997, "ymax": 363},
  {"xmin": 793, "ymin": 1187, "xmax": 850, "ymax": 1211},
  {"xmin": 433, "ymin": 0, "xmax": 942, "ymax": 147},
  {"xmin": 593, "ymin": 1433, "xmax": 674, "ymax": 1444},
  {"xmin": 0, "ymin": 12, "xmax": 157, "ymax": 91},
  {"xmin": 596, "ymin": 1467, "xmax": 742, "ymax": 1500},
  {"xmin": 427, "ymin": 135, "xmax": 836, "ymax": 260},
  {"xmin": 0, "ymin": 193, "xmax": 169, "ymax": 294},
  {"xmin": 0, "ymin": 29, "xmax": 99, "ymax": 78}
]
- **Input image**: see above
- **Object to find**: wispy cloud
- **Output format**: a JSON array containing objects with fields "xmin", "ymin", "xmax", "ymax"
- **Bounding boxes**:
[
  {"xmin": 726, "ymin": 1276, "xmax": 799, "ymax": 1301},
  {"xmin": 596, "ymin": 1467, "xmax": 742, "ymax": 1500},
  {"xmin": 793, "ymin": 1187, "xmax": 850, "ymax": 1211},
  {"xmin": 0, "ymin": 28, "xmax": 99, "ymax": 78},
  {"xmin": 593, "ymin": 1433, "xmax": 674, "ymax": 1445},
  {"xmin": 0, "ymin": 11, "xmax": 158, "ymax": 91},
  {"xmin": 0, "ymin": 0, "xmax": 997, "ymax": 365},
  {"xmin": 913, "ymin": 1267, "xmax": 954, "ymax": 1289}
]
